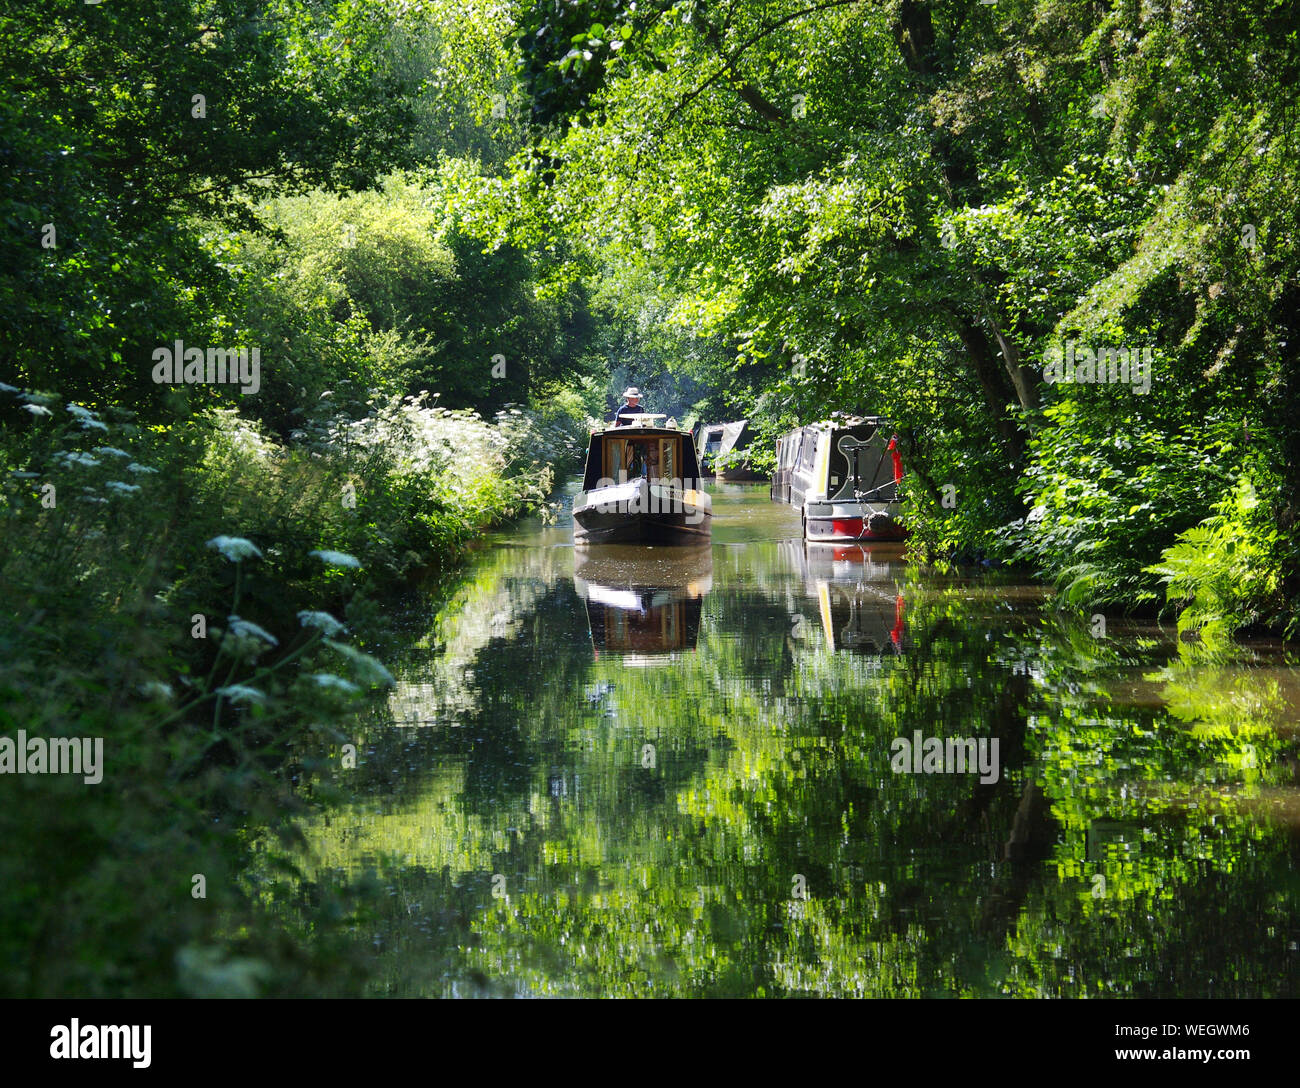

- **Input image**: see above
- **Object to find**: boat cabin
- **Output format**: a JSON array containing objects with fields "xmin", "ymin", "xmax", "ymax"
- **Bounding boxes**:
[
  {"xmin": 696, "ymin": 419, "xmax": 762, "ymax": 480},
  {"xmin": 581, "ymin": 424, "xmax": 704, "ymax": 491},
  {"xmin": 698, "ymin": 424, "xmax": 725, "ymax": 470},
  {"xmin": 574, "ymin": 422, "xmax": 712, "ymax": 544},
  {"xmin": 771, "ymin": 426, "xmax": 810, "ymax": 504}
]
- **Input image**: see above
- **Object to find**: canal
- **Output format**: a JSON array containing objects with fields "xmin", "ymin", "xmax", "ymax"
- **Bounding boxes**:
[{"xmin": 293, "ymin": 481, "xmax": 1300, "ymax": 997}]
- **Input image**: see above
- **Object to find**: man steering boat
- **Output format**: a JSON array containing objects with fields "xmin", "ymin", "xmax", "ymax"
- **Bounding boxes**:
[{"xmin": 613, "ymin": 386, "xmax": 647, "ymax": 426}]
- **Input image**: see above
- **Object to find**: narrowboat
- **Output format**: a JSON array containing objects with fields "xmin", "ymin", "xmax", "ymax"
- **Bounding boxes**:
[
  {"xmin": 772, "ymin": 417, "xmax": 905, "ymax": 542},
  {"xmin": 770, "ymin": 426, "xmax": 808, "ymax": 504},
  {"xmin": 574, "ymin": 544, "xmax": 712, "ymax": 660},
  {"xmin": 573, "ymin": 418, "xmax": 712, "ymax": 544},
  {"xmin": 697, "ymin": 419, "xmax": 764, "ymax": 480}
]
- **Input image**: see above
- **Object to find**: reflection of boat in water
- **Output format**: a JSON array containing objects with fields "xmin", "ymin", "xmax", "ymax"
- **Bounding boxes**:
[
  {"xmin": 783, "ymin": 541, "xmax": 909, "ymax": 654},
  {"xmin": 574, "ymin": 545, "xmax": 713, "ymax": 661}
]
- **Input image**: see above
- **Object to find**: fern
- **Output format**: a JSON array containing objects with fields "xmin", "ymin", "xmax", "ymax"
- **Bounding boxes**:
[{"xmin": 1144, "ymin": 478, "xmax": 1281, "ymax": 649}]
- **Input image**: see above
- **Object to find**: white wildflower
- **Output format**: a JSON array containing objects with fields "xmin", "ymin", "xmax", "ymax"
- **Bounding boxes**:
[
  {"xmin": 56, "ymin": 452, "xmax": 101, "ymax": 467},
  {"xmin": 127, "ymin": 462, "xmax": 159, "ymax": 474},
  {"xmin": 79, "ymin": 419, "xmax": 109, "ymax": 432},
  {"xmin": 94, "ymin": 446, "xmax": 132, "ymax": 458},
  {"xmin": 106, "ymin": 481, "xmax": 141, "ymax": 494},
  {"xmin": 323, "ymin": 639, "xmax": 395, "ymax": 687},
  {"xmin": 310, "ymin": 673, "xmax": 361, "ymax": 695},
  {"xmin": 309, "ymin": 549, "xmax": 361, "ymax": 570},
  {"xmin": 298, "ymin": 610, "xmax": 347, "ymax": 637},
  {"xmin": 207, "ymin": 536, "xmax": 263, "ymax": 562},
  {"xmin": 139, "ymin": 681, "xmax": 174, "ymax": 701},
  {"xmin": 227, "ymin": 615, "xmax": 278, "ymax": 646},
  {"xmin": 66, "ymin": 403, "xmax": 98, "ymax": 421},
  {"xmin": 0, "ymin": 382, "xmax": 19, "ymax": 394},
  {"xmin": 22, "ymin": 404, "xmax": 53, "ymax": 417},
  {"xmin": 215, "ymin": 684, "xmax": 266, "ymax": 705}
]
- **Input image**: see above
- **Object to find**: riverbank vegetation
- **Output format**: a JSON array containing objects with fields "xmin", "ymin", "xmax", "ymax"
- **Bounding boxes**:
[
  {"xmin": 0, "ymin": 387, "xmax": 587, "ymax": 993},
  {"xmin": 1, "ymin": 0, "xmax": 599, "ymax": 995}
]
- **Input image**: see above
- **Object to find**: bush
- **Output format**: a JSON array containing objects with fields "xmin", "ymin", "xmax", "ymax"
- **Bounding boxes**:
[
  {"xmin": 1145, "ymin": 476, "xmax": 1283, "ymax": 651},
  {"xmin": 0, "ymin": 381, "xmax": 564, "ymax": 996}
]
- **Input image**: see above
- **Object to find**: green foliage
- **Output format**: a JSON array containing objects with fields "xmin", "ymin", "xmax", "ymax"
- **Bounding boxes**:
[
  {"xmin": 1146, "ymin": 477, "xmax": 1284, "ymax": 649},
  {"xmin": 1010, "ymin": 403, "xmax": 1240, "ymax": 607},
  {"xmin": 0, "ymin": 379, "xmax": 564, "ymax": 996},
  {"xmin": 0, "ymin": 0, "xmax": 423, "ymax": 407}
]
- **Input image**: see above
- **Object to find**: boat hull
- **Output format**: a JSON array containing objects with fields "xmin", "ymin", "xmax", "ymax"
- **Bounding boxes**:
[
  {"xmin": 804, "ymin": 500, "xmax": 906, "ymax": 543},
  {"xmin": 716, "ymin": 466, "xmax": 767, "ymax": 482},
  {"xmin": 573, "ymin": 479, "xmax": 712, "ymax": 545}
]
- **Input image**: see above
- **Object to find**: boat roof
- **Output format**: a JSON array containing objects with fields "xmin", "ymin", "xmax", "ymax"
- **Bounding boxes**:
[
  {"xmin": 589, "ymin": 425, "xmax": 691, "ymax": 439},
  {"xmin": 809, "ymin": 415, "xmax": 889, "ymax": 429},
  {"xmin": 780, "ymin": 417, "xmax": 891, "ymax": 437}
]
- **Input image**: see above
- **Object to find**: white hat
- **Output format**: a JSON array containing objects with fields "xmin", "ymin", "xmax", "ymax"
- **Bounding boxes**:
[{"xmin": 621, "ymin": 387, "xmax": 641, "ymax": 399}]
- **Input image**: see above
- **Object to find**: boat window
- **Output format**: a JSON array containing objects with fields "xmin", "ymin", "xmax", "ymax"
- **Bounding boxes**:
[
  {"xmin": 605, "ymin": 438, "xmax": 626, "ymax": 480},
  {"xmin": 799, "ymin": 431, "xmax": 819, "ymax": 471},
  {"xmin": 604, "ymin": 435, "xmax": 677, "ymax": 482}
]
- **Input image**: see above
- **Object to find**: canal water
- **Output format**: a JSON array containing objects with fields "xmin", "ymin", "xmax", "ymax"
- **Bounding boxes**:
[{"xmin": 297, "ymin": 481, "xmax": 1300, "ymax": 997}]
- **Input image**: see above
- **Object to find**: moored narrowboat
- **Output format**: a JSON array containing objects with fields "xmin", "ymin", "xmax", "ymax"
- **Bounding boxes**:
[
  {"xmin": 773, "ymin": 417, "xmax": 905, "ymax": 542},
  {"xmin": 697, "ymin": 419, "xmax": 764, "ymax": 480},
  {"xmin": 574, "ymin": 419, "xmax": 712, "ymax": 544}
]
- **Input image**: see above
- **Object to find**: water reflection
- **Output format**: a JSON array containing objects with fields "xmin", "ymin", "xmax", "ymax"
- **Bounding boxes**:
[
  {"xmin": 574, "ymin": 544, "xmax": 712, "ymax": 659},
  {"xmin": 287, "ymin": 483, "xmax": 1300, "ymax": 998},
  {"xmin": 785, "ymin": 541, "xmax": 908, "ymax": 654}
]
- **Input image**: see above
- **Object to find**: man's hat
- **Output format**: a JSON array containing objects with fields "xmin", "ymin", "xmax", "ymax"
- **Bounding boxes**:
[{"xmin": 621, "ymin": 387, "xmax": 641, "ymax": 400}]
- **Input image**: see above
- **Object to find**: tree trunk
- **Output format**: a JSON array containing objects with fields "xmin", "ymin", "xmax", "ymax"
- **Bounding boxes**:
[
  {"xmin": 896, "ymin": 0, "xmax": 1034, "ymax": 465},
  {"xmin": 953, "ymin": 314, "xmax": 1027, "ymax": 466}
]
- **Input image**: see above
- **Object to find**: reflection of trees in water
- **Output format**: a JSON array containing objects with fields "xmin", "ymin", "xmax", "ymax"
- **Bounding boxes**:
[{"xmin": 295, "ymin": 541, "xmax": 1300, "ymax": 997}]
